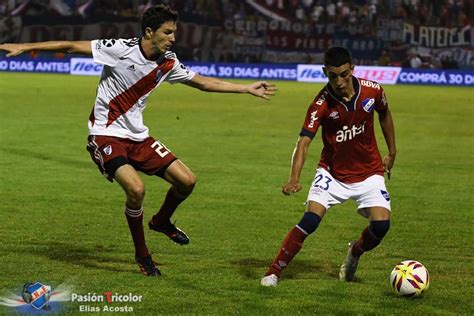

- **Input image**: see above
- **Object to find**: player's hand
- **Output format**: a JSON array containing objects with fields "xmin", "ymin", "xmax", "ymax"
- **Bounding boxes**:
[
  {"xmin": 282, "ymin": 182, "xmax": 302, "ymax": 195},
  {"xmin": 383, "ymin": 153, "xmax": 396, "ymax": 179},
  {"xmin": 0, "ymin": 43, "xmax": 25, "ymax": 57},
  {"xmin": 248, "ymin": 81, "xmax": 277, "ymax": 100}
]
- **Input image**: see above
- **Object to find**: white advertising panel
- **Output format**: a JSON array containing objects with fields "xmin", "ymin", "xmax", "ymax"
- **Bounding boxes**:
[
  {"xmin": 297, "ymin": 64, "xmax": 402, "ymax": 84},
  {"xmin": 70, "ymin": 58, "xmax": 103, "ymax": 76}
]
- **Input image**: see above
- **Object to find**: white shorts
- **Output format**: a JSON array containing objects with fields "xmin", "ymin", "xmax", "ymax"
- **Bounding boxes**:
[{"xmin": 307, "ymin": 168, "xmax": 391, "ymax": 217}]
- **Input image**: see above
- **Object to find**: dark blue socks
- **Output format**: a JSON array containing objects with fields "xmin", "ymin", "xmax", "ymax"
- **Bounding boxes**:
[{"xmin": 296, "ymin": 212, "xmax": 322, "ymax": 235}]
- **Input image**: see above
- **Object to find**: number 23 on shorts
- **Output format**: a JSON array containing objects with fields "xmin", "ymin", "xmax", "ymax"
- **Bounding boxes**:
[{"xmin": 313, "ymin": 174, "xmax": 332, "ymax": 190}]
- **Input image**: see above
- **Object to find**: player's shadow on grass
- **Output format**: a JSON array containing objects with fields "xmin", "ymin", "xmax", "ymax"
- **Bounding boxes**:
[
  {"xmin": 26, "ymin": 241, "xmax": 143, "ymax": 275},
  {"xmin": 2, "ymin": 147, "xmax": 91, "ymax": 170},
  {"xmin": 232, "ymin": 258, "xmax": 339, "ymax": 280}
]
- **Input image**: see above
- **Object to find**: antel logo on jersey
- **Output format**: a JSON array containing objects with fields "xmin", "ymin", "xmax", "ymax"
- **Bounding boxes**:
[
  {"xmin": 70, "ymin": 58, "xmax": 103, "ymax": 76},
  {"xmin": 336, "ymin": 122, "xmax": 366, "ymax": 143},
  {"xmin": 362, "ymin": 98, "xmax": 375, "ymax": 112}
]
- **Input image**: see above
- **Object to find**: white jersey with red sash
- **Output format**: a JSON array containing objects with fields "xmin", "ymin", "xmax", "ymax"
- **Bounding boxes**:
[{"xmin": 88, "ymin": 38, "xmax": 195, "ymax": 141}]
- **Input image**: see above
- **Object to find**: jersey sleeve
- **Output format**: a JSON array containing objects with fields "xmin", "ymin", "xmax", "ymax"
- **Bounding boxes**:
[
  {"xmin": 91, "ymin": 39, "xmax": 126, "ymax": 67},
  {"xmin": 299, "ymin": 93, "xmax": 327, "ymax": 139},
  {"xmin": 375, "ymin": 86, "xmax": 389, "ymax": 112},
  {"xmin": 165, "ymin": 57, "xmax": 196, "ymax": 84}
]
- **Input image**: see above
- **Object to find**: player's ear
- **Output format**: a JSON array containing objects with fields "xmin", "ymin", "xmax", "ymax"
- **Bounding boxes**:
[
  {"xmin": 322, "ymin": 66, "xmax": 327, "ymax": 76},
  {"xmin": 144, "ymin": 27, "xmax": 153, "ymax": 40}
]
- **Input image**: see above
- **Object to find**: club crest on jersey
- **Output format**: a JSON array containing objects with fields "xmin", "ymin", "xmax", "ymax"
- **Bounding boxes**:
[
  {"xmin": 362, "ymin": 98, "xmax": 375, "ymax": 112},
  {"xmin": 101, "ymin": 39, "xmax": 116, "ymax": 48},
  {"xmin": 380, "ymin": 190, "xmax": 390, "ymax": 201},
  {"xmin": 103, "ymin": 145, "xmax": 112, "ymax": 155}
]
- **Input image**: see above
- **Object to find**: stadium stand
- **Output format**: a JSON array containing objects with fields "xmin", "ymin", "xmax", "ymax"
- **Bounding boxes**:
[{"xmin": 0, "ymin": 0, "xmax": 472, "ymax": 69}]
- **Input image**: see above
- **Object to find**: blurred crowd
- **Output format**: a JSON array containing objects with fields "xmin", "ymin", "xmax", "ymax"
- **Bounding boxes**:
[
  {"xmin": 261, "ymin": 0, "xmax": 471, "ymax": 27},
  {"xmin": 0, "ymin": 0, "xmax": 222, "ymax": 19},
  {"xmin": 396, "ymin": 0, "xmax": 471, "ymax": 27},
  {"xmin": 1, "ymin": 0, "xmax": 471, "ymax": 28},
  {"xmin": 1, "ymin": 0, "xmax": 471, "ymax": 68}
]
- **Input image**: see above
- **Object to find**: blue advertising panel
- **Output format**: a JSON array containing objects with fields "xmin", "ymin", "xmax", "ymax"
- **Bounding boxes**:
[
  {"xmin": 0, "ymin": 58, "xmax": 70, "ymax": 73},
  {"xmin": 398, "ymin": 69, "xmax": 474, "ymax": 86},
  {"xmin": 2, "ymin": 57, "xmax": 474, "ymax": 87},
  {"xmin": 185, "ymin": 62, "xmax": 297, "ymax": 81}
]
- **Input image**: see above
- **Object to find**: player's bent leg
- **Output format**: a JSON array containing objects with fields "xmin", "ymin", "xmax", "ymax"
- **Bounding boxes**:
[
  {"xmin": 114, "ymin": 165, "xmax": 159, "ymax": 275},
  {"xmin": 150, "ymin": 160, "xmax": 196, "ymax": 245},
  {"xmin": 367, "ymin": 206, "xmax": 391, "ymax": 221},
  {"xmin": 306, "ymin": 201, "xmax": 327, "ymax": 219},
  {"xmin": 261, "ymin": 201, "xmax": 326, "ymax": 287},
  {"xmin": 340, "ymin": 207, "xmax": 390, "ymax": 282},
  {"xmin": 115, "ymin": 164, "xmax": 146, "ymax": 209},
  {"xmin": 353, "ymin": 207, "xmax": 390, "ymax": 255},
  {"xmin": 161, "ymin": 159, "xmax": 197, "ymax": 195}
]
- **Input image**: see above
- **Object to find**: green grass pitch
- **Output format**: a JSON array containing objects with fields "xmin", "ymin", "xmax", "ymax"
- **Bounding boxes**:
[{"xmin": 0, "ymin": 72, "xmax": 473, "ymax": 314}]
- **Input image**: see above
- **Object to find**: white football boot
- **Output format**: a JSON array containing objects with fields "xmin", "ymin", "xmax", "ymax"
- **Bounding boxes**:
[
  {"xmin": 260, "ymin": 274, "xmax": 279, "ymax": 287},
  {"xmin": 339, "ymin": 241, "xmax": 360, "ymax": 281}
]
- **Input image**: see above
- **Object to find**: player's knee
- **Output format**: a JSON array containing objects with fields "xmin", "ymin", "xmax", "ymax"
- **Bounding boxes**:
[
  {"xmin": 369, "ymin": 220, "xmax": 390, "ymax": 239},
  {"xmin": 127, "ymin": 184, "xmax": 145, "ymax": 203},
  {"xmin": 187, "ymin": 173, "xmax": 197, "ymax": 190},
  {"xmin": 178, "ymin": 174, "xmax": 196, "ymax": 195}
]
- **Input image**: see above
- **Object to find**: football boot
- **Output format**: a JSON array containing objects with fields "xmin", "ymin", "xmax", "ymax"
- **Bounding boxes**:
[
  {"xmin": 148, "ymin": 220, "xmax": 189, "ymax": 245},
  {"xmin": 136, "ymin": 254, "xmax": 161, "ymax": 276},
  {"xmin": 339, "ymin": 241, "xmax": 360, "ymax": 281}
]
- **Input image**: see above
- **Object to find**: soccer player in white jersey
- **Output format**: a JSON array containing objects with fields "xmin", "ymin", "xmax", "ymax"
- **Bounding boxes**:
[
  {"xmin": 0, "ymin": 5, "xmax": 276, "ymax": 276},
  {"xmin": 261, "ymin": 47, "xmax": 396, "ymax": 286}
]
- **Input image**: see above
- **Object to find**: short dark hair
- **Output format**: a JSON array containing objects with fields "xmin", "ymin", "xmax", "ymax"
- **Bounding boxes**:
[
  {"xmin": 324, "ymin": 47, "xmax": 353, "ymax": 67},
  {"xmin": 141, "ymin": 5, "xmax": 178, "ymax": 35}
]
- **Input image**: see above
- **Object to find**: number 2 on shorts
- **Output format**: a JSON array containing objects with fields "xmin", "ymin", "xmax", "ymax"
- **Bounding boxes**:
[{"xmin": 151, "ymin": 141, "xmax": 169, "ymax": 158}]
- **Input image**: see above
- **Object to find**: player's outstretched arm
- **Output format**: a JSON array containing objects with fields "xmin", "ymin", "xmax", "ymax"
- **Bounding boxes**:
[
  {"xmin": 282, "ymin": 136, "xmax": 312, "ymax": 195},
  {"xmin": 0, "ymin": 41, "xmax": 92, "ymax": 57},
  {"xmin": 183, "ymin": 73, "xmax": 277, "ymax": 100},
  {"xmin": 378, "ymin": 108, "xmax": 397, "ymax": 178}
]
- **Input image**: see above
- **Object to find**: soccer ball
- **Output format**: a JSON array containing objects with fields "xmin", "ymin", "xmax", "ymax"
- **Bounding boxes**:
[{"xmin": 390, "ymin": 260, "xmax": 430, "ymax": 297}]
